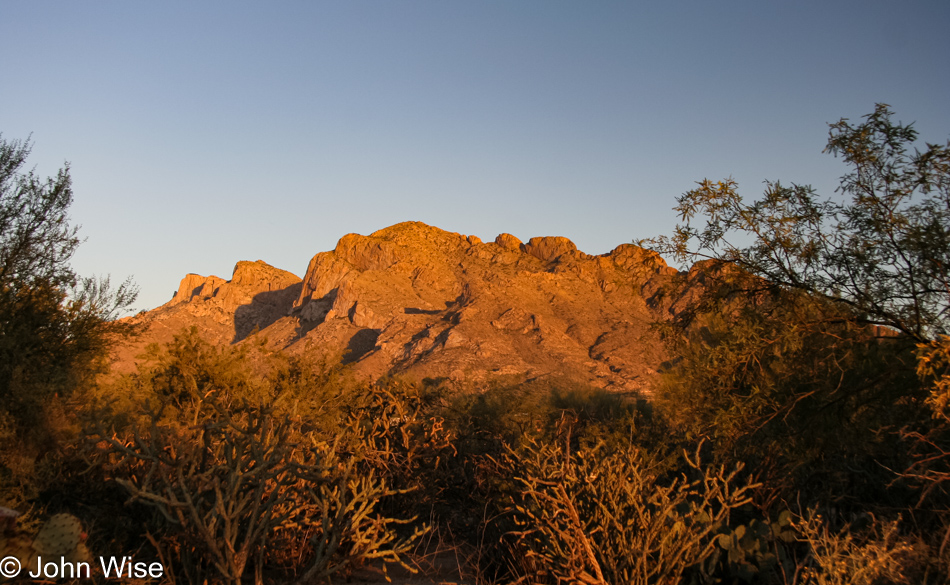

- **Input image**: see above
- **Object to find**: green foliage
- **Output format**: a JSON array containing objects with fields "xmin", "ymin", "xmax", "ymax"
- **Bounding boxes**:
[
  {"xmin": 0, "ymin": 136, "xmax": 136, "ymax": 513},
  {"xmin": 649, "ymin": 104, "xmax": 950, "ymax": 343},
  {"xmin": 635, "ymin": 105, "xmax": 950, "ymax": 582},
  {"xmin": 0, "ymin": 136, "xmax": 137, "ymax": 436},
  {"xmin": 641, "ymin": 106, "xmax": 949, "ymax": 511},
  {"xmin": 657, "ymin": 283, "xmax": 923, "ymax": 506}
]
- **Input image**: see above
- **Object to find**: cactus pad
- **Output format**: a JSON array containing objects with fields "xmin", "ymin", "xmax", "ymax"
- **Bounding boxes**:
[{"xmin": 32, "ymin": 514, "xmax": 83, "ymax": 556}]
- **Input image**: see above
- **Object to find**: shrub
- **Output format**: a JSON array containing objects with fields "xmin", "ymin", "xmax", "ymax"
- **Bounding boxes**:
[
  {"xmin": 87, "ymin": 333, "xmax": 425, "ymax": 585},
  {"xmin": 505, "ymin": 437, "xmax": 756, "ymax": 584},
  {"xmin": 794, "ymin": 512, "xmax": 926, "ymax": 585},
  {"xmin": 655, "ymin": 277, "xmax": 923, "ymax": 510}
]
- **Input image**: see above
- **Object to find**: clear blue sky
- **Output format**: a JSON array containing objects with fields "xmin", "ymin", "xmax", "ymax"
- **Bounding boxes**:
[{"xmin": 2, "ymin": 1, "xmax": 948, "ymax": 310}]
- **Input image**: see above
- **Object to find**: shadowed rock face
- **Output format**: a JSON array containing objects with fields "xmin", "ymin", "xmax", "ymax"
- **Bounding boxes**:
[
  {"xmin": 115, "ymin": 222, "xmax": 681, "ymax": 393},
  {"xmin": 113, "ymin": 260, "xmax": 303, "ymax": 367}
]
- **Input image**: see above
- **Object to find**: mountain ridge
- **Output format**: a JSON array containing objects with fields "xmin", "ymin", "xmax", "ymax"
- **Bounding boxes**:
[{"xmin": 113, "ymin": 221, "xmax": 683, "ymax": 392}]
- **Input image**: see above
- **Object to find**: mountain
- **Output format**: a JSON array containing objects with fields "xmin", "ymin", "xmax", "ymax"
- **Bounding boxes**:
[{"xmin": 113, "ymin": 222, "xmax": 685, "ymax": 393}]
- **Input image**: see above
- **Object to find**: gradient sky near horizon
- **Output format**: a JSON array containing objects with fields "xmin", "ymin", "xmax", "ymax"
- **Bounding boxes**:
[{"xmin": 2, "ymin": 1, "xmax": 949, "ymax": 311}]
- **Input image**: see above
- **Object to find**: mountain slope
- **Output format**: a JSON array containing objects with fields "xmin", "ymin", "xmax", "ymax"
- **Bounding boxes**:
[{"xmin": 114, "ymin": 222, "xmax": 681, "ymax": 392}]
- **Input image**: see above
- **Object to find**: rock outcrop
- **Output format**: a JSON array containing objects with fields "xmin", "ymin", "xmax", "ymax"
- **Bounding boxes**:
[
  {"xmin": 113, "ymin": 261, "xmax": 302, "ymax": 367},
  {"xmin": 114, "ymin": 222, "xmax": 681, "ymax": 392}
]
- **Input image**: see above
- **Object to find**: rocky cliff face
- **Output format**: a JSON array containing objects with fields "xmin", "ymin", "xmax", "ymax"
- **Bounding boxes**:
[{"xmin": 115, "ymin": 222, "xmax": 681, "ymax": 393}]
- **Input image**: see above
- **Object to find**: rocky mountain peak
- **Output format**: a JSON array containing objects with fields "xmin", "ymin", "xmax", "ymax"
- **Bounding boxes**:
[
  {"xmin": 116, "ymin": 222, "xmax": 681, "ymax": 392},
  {"xmin": 168, "ymin": 260, "xmax": 300, "ymax": 309}
]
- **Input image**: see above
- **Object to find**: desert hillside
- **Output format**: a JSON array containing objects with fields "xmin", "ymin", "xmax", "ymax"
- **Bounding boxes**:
[{"xmin": 114, "ymin": 221, "xmax": 684, "ymax": 392}]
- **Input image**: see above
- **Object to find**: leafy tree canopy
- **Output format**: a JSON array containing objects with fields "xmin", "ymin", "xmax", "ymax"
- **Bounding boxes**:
[
  {"xmin": 648, "ymin": 104, "xmax": 950, "ymax": 343},
  {"xmin": 641, "ymin": 106, "xmax": 950, "ymax": 508},
  {"xmin": 0, "ymin": 135, "xmax": 137, "ymax": 434}
]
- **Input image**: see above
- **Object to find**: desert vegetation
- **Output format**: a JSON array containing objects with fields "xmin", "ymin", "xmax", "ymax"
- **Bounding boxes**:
[{"xmin": 2, "ymin": 105, "xmax": 950, "ymax": 584}]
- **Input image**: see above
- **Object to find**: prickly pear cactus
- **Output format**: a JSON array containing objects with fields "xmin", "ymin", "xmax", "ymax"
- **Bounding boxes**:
[
  {"xmin": 32, "ymin": 514, "xmax": 84, "ymax": 557},
  {"xmin": 0, "ymin": 512, "xmax": 92, "ymax": 581},
  {"xmin": 715, "ymin": 510, "xmax": 797, "ymax": 583}
]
